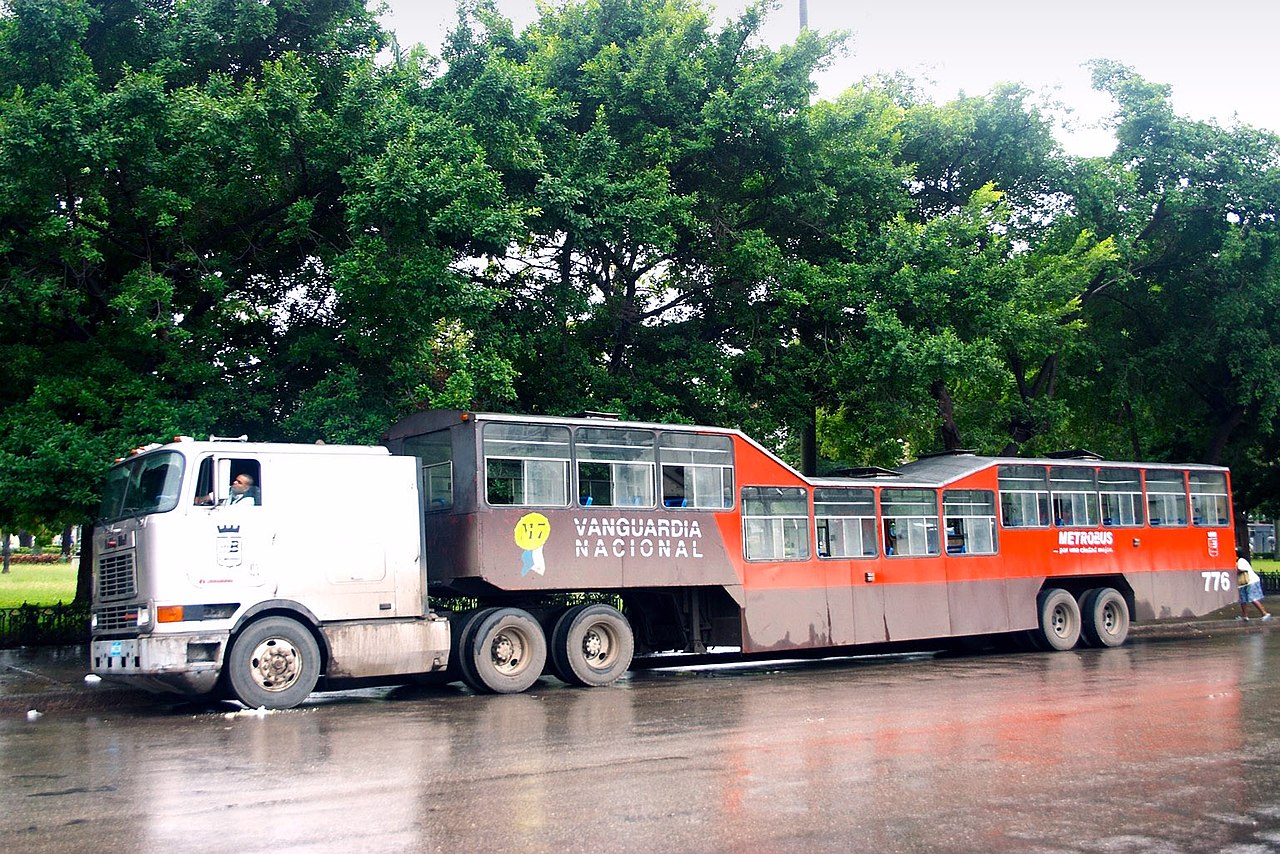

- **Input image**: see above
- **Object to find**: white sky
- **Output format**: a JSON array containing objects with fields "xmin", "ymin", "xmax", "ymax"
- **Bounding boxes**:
[{"xmin": 379, "ymin": 0, "xmax": 1280, "ymax": 157}]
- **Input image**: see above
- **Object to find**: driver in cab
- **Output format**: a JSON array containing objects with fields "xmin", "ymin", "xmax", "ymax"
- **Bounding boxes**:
[{"xmin": 195, "ymin": 473, "xmax": 259, "ymax": 506}]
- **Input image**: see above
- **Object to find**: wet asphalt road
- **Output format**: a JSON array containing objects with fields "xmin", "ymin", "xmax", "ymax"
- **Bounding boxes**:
[{"xmin": 4, "ymin": 634, "xmax": 1280, "ymax": 853}]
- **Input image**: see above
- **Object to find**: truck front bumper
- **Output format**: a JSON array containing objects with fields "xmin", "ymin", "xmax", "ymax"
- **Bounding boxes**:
[{"xmin": 91, "ymin": 632, "xmax": 228, "ymax": 697}]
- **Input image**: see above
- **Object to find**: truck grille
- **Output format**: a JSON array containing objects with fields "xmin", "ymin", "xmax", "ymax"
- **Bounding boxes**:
[
  {"xmin": 97, "ymin": 553, "xmax": 137, "ymax": 601},
  {"xmin": 95, "ymin": 604, "xmax": 139, "ymax": 633}
]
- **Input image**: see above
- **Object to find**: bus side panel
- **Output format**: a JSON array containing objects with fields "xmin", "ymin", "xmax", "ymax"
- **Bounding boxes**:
[
  {"xmin": 1005, "ymin": 577, "xmax": 1042, "ymax": 632},
  {"xmin": 1132, "ymin": 568, "xmax": 1234, "ymax": 620},
  {"xmin": 884, "ymin": 582, "xmax": 951, "ymax": 641},
  {"xmin": 467, "ymin": 508, "xmax": 741, "ymax": 593},
  {"xmin": 424, "ymin": 512, "xmax": 481, "ymax": 589},
  {"xmin": 823, "ymin": 562, "xmax": 858, "ymax": 646},
  {"xmin": 740, "ymin": 586, "xmax": 831, "ymax": 652},
  {"xmin": 946, "ymin": 578, "xmax": 1011, "ymax": 636},
  {"xmin": 851, "ymin": 584, "xmax": 887, "ymax": 644}
]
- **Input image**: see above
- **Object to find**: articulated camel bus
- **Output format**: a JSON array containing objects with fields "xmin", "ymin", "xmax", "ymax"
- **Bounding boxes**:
[
  {"xmin": 383, "ymin": 410, "xmax": 1236, "ymax": 687},
  {"xmin": 91, "ymin": 410, "xmax": 1237, "ymax": 708}
]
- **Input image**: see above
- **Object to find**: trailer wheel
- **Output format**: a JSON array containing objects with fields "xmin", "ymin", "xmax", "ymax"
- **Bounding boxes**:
[
  {"xmin": 1032, "ymin": 588, "xmax": 1082, "ymax": 651},
  {"xmin": 550, "ymin": 604, "xmax": 634, "ymax": 687},
  {"xmin": 461, "ymin": 607, "xmax": 546, "ymax": 694},
  {"xmin": 1080, "ymin": 587, "xmax": 1130, "ymax": 648},
  {"xmin": 451, "ymin": 607, "xmax": 498, "ymax": 687},
  {"xmin": 226, "ymin": 616, "xmax": 320, "ymax": 709}
]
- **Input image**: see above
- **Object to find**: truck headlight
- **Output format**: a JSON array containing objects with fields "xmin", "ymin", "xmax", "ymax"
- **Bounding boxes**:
[{"xmin": 136, "ymin": 605, "xmax": 152, "ymax": 628}]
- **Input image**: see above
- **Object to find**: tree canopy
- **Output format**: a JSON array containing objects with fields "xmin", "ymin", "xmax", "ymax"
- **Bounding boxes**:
[{"xmin": 2, "ymin": 0, "xmax": 1278, "ymax": 544}]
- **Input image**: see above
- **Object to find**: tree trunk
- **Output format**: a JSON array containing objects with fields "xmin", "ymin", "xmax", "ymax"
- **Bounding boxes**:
[
  {"xmin": 1122, "ymin": 399, "xmax": 1143, "ymax": 461},
  {"xmin": 931, "ymin": 379, "xmax": 963, "ymax": 451},
  {"xmin": 2, "ymin": 530, "xmax": 9, "ymax": 574},
  {"xmin": 799, "ymin": 407, "xmax": 817, "ymax": 476},
  {"xmin": 75, "ymin": 523, "xmax": 94, "ymax": 605},
  {"xmin": 1203, "ymin": 404, "xmax": 1244, "ymax": 466}
]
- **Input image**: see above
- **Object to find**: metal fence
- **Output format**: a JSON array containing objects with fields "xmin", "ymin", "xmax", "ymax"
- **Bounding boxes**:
[
  {"xmin": 0, "ymin": 603, "xmax": 90, "ymax": 648},
  {"xmin": 1263, "ymin": 573, "xmax": 1280, "ymax": 596}
]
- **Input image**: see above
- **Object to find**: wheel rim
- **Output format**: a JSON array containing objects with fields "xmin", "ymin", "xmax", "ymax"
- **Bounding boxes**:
[
  {"xmin": 1050, "ymin": 603, "xmax": 1072, "ymax": 638},
  {"xmin": 1101, "ymin": 601, "xmax": 1119, "ymax": 634},
  {"xmin": 581, "ymin": 622, "xmax": 618, "ymax": 669},
  {"xmin": 489, "ymin": 627, "xmax": 531, "ymax": 676},
  {"xmin": 249, "ymin": 637, "xmax": 303, "ymax": 693}
]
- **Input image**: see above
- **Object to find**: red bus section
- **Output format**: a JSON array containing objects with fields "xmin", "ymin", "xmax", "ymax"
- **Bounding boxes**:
[{"xmin": 384, "ymin": 410, "xmax": 1237, "ymax": 661}]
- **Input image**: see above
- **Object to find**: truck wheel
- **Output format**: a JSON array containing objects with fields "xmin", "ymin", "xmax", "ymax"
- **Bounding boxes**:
[
  {"xmin": 1032, "ymin": 588, "xmax": 1082, "ymax": 651},
  {"xmin": 227, "ymin": 616, "xmax": 321, "ymax": 709},
  {"xmin": 550, "ymin": 604, "xmax": 634, "ymax": 687},
  {"xmin": 461, "ymin": 607, "xmax": 546, "ymax": 694},
  {"xmin": 1080, "ymin": 587, "xmax": 1130, "ymax": 647}
]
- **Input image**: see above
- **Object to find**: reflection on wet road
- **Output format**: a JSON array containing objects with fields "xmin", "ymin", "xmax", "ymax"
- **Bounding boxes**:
[{"xmin": 5, "ymin": 634, "xmax": 1280, "ymax": 852}]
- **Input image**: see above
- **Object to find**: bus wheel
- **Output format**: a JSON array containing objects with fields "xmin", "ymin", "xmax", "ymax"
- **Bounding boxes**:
[
  {"xmin": 462, "ymin": 607, "xmax": 546, "ymax": 694},
  {"xmin": 227, "ymin": 616, "xmax": 321, "ymax": 709},
  {"xmin": 1034, "ymin": 588, "xmax": 1082, "ymax": 651},
  {"xmin": 1081, "ymin": 587, "xmax": 1130, "ymax": 648},
  {"xmin": 451, "ymin": 607, "xmax": 498, "ymax": 686},
  {"xmin": 550, "ymin": 604, "xmax": 634, "ymax": 687}
]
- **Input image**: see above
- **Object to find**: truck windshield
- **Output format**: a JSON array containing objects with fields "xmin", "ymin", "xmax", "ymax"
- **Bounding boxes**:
[{"xmin": 99, "ymin": 451, "xmax": 186, "ymax": 522}]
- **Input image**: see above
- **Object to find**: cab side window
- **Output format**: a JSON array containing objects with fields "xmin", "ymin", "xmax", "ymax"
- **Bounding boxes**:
[{"xmin": 194, "ymin": 457, "xmax": 263, "ymax": 506}]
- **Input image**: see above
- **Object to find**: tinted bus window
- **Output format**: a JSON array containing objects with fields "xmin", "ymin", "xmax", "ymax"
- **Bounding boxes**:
[
  {"xmin": 998, "ymin": 465, "xmax": 1049, "ymax": 528},
  {"xmin": 943, "ymin": 489, "xmax": 997, "ymax": 555},
  {"xmin": 1146, "ymin": 470, "xmax": 1187, "ymax": 527},
  {"xmin": 814, "ymin": 487, "xmax": 877, "ymax": 558},
  {"xmin": 742, "ymin": 486, "xmax": 810, "ymax": 560},
  {"xmin": 882, "ymin": 488, "xmax": 940, "ymax": 557},
  {"xmin": 1050, "ymin": 466, "xmax": 1100, "ymax": 527},
  {"xmin": 404, "ymin": 430, "xmax": 453, "ymax": 510},
  {"xmin": 575, "ymin": 427, "xmax": 655, "ymax": 508},
  {"xmin": 1099, "ymin": 468, "xmax": 1144, "ymax": 527},
  {"xmin": 1189, "ymin": 471, "xmax": 1229, "ymax": 527},
  {"xmin": 660, "ymin": 432, "xmax": 734, "ymax": 509},
  {"xmin": 483, "ymin": 423, "xmax": 570, "ymax": 506}
]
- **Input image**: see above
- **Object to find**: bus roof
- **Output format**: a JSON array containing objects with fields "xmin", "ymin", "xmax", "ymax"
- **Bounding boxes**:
[{"xmin": 811, "ymin": 452, "xmax": 1229, "ymax": 490}]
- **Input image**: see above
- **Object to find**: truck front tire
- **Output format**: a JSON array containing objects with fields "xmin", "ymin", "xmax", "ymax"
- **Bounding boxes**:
[{"xmin": 226, "ymin": 616, "xmax": 321, "ymax": 709}]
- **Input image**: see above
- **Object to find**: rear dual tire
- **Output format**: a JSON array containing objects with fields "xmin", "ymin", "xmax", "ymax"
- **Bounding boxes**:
[{"xmin": 1080, "ymin": 587, "xmax": 1130, "ymax": 647}]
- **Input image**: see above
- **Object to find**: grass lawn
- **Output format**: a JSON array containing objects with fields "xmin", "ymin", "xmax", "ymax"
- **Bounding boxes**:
[{"xmin": 0, "ymin": 562, "xmax": 79, "ymax": 608}]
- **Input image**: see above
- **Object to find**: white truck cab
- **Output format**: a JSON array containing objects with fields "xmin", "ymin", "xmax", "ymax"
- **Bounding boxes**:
[{"xmin": 90, "ymin": 437, "xmax": 450, "ymax": 708}]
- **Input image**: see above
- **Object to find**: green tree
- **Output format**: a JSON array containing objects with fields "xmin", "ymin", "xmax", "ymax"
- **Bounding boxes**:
[
  {"xmin": 1072, "ymin": 62, "xmax": 1280, "ymax": 492},
  {"xmin": 0, "ymin": 0, "xmax": 535, "ymax": 597}
]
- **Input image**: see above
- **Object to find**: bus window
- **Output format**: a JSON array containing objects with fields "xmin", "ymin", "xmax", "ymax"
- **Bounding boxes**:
[
  {"xmin": 404, "ymin": 429, "xmax": 453, "ymax": 510},
  {"xmin": 1050, "ymin": 466, "xmax": 1099, "ymax": 527},
  {"xmin": 1189, "ymin": 471, "xmax": 1229, "ymax": 527},
  {"xmin": 483, "ymin": 423, "xmax": 570, "ymax": 507},
  {"xmin": 998, "ymin": 465, "xmax": 1049, "ymax": 528},
  {"xmin": 742, "ymin": 486, "xmax": 810, "ymax": 561},
  {"xmin": 1099, "ymin": 468, "xmax": 1144, "ymax": 526},
  {"xmin": 660, "ymin": 432, "xmax": 734, "ymax": 509},
  {"xmin": 882, "ymin": 488, "xmax": 940, "ymax": 557},
  {"xmin": 1145, "ymin": 470, "xmax": 1188, "ymax": 526},
  {"xmin": 575, "ymin": 427, "xmax": 655, "ymax": 508},
  {"xmin": 943, "ymin": 490, "xmax": 997, "ymax": 555},
  {"xmin": 814, "ymin": 487, "xmax": 877, "ymax": 558}
]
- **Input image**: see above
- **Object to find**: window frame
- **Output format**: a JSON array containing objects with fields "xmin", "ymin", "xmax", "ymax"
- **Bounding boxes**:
[
  {"xmin": 1189, "ymin": 471, "xmax": 1230, "ymax": 528},
  {"xmin": 482, "ymin": 422, "xmax": 571, "ymax": 508},
  {"xmin": 659, "ymin": 432, "xmax": 735, "ymax": 510},
  {"xmin": 741, "ymin": 486, "xmax": 811, "ymax": 562},
  {"xmin": 1145, "ymin": 470, "xmax": 1188, "ymax": 528},
  {"xmin": 942, "ymin": 489, "xmax": 998, "ymax": 556},
  {"xmin": 998, "ymin": 465, "xmax": 1050, "ymax": 529},
  {"xmin": 881, "ymin": 487, "xmax": 941, "ymax": 558},
  {"xmin": 814, "ymin": 487, "xmax": 878, "ymax": 559}
]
